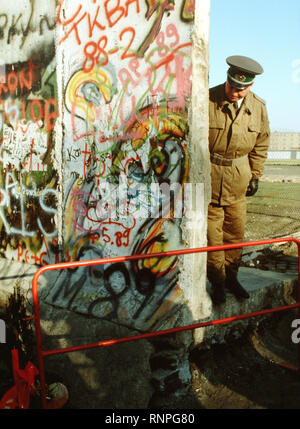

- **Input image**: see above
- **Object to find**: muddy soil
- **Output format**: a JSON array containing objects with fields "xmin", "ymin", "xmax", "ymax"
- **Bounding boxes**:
[{"xmin": 189, "ymin": 311, "xmax": 300, "ymax": 409}]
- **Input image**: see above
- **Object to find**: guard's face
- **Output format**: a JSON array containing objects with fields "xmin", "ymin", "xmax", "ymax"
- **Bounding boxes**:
[{"xmin": 225, "ymin": 80, "xmax": 254, "ymax": 102}]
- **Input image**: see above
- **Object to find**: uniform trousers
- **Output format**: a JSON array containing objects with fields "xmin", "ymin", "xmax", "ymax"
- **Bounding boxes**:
[{"xmin": 207, "ymin": 199, "xmax": 247, "ymax": 285}]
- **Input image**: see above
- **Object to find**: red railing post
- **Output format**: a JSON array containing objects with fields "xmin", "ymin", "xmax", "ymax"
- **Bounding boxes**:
[{"xmin": 31, "ymin": 237, "xmax": 300, "ymax": 408}]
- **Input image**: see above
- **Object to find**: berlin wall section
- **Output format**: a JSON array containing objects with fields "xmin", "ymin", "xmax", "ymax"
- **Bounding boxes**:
[{"xmin": 0, "ymin": 0, "xmax": 211, "ymax": 408}]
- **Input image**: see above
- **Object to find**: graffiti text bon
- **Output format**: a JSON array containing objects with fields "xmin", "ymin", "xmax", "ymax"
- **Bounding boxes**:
[{"xmin": 0, "ymin": 60, "xmax": 39, "ymax": 97}]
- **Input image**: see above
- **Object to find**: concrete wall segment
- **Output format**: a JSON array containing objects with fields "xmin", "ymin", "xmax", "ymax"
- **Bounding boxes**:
[
  {"xmin": 40, "ymin": 0, "xmax": 211, "ymax": 335},
  {"xmin": 187, "ymin": 0, "xmax": 211, "ymax": 344},
  {"xmin": 0, "ymin": 0, "xmax": 212, "ymax": 334},
  {"xmin": 0, "ymin": 0, "xmax": 59, "ymax": 266},
  {"xmin": 0, "ymin": 0, "xmax": 212, "ymax": 407}
]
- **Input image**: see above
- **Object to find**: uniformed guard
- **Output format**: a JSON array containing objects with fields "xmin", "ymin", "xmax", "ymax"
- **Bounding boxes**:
[{"xmin": 208, "ymin": 55, "xmax": 270, "ymax": 305}]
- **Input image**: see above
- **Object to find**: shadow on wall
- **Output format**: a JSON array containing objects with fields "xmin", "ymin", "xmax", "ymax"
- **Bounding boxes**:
[{"xmin": 30, "ymin": 275, "xmax": 203, "ymax": 409}]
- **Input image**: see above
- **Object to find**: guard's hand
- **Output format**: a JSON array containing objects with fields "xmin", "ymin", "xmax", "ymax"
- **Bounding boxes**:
[{"xmin": 246, "ymin": 177, "xmax": 259, "ymax": 196}]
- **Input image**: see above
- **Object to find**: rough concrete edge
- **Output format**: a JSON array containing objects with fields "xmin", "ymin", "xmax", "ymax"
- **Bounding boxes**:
[
  {"xmin": 196, "ymin": 274, "xmax": 298, "ymax": 350},
  {"xmin": 187, "ymin": 0, "xmax": 212, "ymax": 348}
]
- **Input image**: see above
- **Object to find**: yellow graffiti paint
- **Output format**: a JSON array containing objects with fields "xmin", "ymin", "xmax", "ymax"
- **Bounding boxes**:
[{"xmin": 65, "ymin": 66, "xmax": 116, "ymax": 123}]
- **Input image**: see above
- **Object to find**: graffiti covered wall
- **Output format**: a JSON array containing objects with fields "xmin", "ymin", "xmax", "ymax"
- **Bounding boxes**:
[
  {"xmin": 0, "ymin": 1, "xmax": 58, "ymax": 266},
  {"xmin": 0, "ymin": 0, "xmax": 211, "ymax": 332}
]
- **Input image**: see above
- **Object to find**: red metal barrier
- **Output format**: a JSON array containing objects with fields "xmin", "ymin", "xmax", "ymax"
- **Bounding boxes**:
[{"xmin": 31, "ymin": 237, "xmax": 300, "ymax": 409}]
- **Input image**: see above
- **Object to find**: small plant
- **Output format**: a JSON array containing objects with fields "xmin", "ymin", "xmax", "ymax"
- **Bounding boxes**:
[
  {"xmin": 5, "ymin": 282, "xmax": 34, "ymax": 365},
  {"xmin": 2, "ymin": 283, "xmax": 69, "ymax": 409}
]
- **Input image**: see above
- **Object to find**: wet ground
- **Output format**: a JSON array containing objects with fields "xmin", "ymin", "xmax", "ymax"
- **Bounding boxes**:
[{"xmin": 189, "ymin": 297, "xmax": 300, "ymax": 410}]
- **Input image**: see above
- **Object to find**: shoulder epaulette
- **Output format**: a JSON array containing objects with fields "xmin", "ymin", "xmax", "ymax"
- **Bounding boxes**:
[{"xmin": 252, "ymin": 92, "xmax": 266, "ymax": 105}]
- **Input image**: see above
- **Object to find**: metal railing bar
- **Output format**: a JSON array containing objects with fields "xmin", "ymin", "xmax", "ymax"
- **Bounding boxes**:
[
  {"xmin": 42, "ymin": 302, "xmax": 300, "ymax": 358},
  {"xmin": 30, "ymin": 237, "xmax": 300, "ymax": 408}
]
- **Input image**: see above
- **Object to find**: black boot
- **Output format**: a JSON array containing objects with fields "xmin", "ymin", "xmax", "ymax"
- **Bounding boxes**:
[
  {"xmin": 225, "ymin": 276, "xmax": 249, "ymax": 300},
  {"xmin": 211, "ymin": 282, "xmax": 226, "ymax": 305}
]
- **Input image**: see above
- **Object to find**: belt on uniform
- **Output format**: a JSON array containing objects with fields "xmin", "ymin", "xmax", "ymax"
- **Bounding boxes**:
[{"xmin": 210, "ymin": 153, "xmax": 248, "ymax": 166}]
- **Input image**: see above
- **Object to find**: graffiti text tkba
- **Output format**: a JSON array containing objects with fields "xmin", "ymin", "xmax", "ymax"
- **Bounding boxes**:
[
  {"xmin": 57, "ymin": 0, "xmax": 186, "ymax": 58},
  {"xmin": 58, "ymin": 0, "xmax": 194, "ymax": 72},
  {"xmin": 58, "ymin": 0, "xmax": 142, "ymax": 46}
]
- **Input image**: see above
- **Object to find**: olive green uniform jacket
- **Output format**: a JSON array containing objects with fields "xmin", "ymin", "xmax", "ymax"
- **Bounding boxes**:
[{"xmin": 209, "ymin": 83, "xmax": 270, "ymax": 206}]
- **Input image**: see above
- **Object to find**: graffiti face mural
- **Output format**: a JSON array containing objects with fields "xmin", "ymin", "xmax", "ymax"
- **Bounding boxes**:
[{"xmin": 45, "ymin": 100, "xmax": 190, "ymax": 329}]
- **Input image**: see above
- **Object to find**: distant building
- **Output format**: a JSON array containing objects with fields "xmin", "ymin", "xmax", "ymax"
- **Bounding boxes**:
[
  {"xmin": 268, "ymin": 132, "xmax": 300, "ymax": 161},
  {"xmin": 270, "ymin": 132, "xmax": 300, "ymax": 150}
]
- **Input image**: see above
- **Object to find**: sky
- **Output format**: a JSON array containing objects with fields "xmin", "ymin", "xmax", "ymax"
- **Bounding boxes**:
[{"xmin": 209, "ymin": 0, "xmax": 300, "ymax": 132}]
